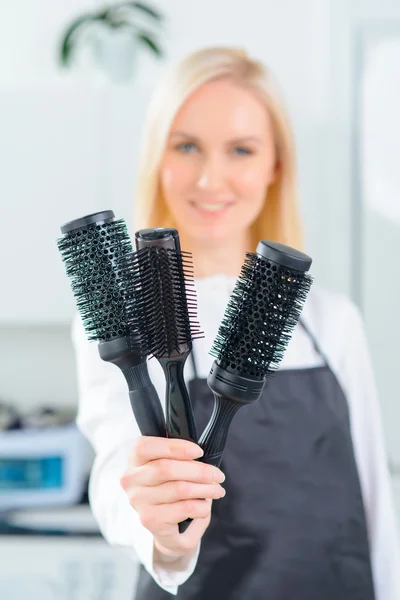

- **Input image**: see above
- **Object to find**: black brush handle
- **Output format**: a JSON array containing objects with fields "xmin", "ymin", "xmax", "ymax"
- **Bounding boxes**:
[
  {"xmin": 200, "ymin": 361, "xmax": 265, "ymax": 459},
  {"xmin": 160, "ymin": 351, "xmax": 198, "ymax": 534},
  {"xmin": 128, "ymin": 385, "xmax": 166, "ymax": 438},
  {"xmin": 99, "ymin": 338, "xmax": 167, "ymax": 438},
  {"xmin": 197, "ymin": 394, "xmax": 242, "ymax": 463},
  {"xmin": 122, "ymin": 363, "xmax": 167, "ymax": 438},
  {"xmin": 178, "ymin": 363, "xmax": 265, "ymax": 533},
  {"xmin": 158, "ymin": 353, "xmax": 197, "ymax": 441},
  {"xmin": 178, "ymin": 394, "xmax": 239, "ymax": 533}
]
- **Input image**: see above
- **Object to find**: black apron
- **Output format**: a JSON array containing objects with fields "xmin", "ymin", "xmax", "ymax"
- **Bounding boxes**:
[{"xmin": 134, "ymin": 320, "xmax": 375, "ymax": 599}]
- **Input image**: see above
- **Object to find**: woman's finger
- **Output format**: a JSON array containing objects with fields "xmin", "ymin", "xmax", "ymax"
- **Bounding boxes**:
[
  {"xmin": 131, "ymin": 436, "xmax": 203, "ymax": 467},
  {"xmin": 128, "ymin": 480, "xmax": 226, "ymax": 507},
  {"xmin": 122, "ymin": 459, "xmax": 225, "ymax": 488}
]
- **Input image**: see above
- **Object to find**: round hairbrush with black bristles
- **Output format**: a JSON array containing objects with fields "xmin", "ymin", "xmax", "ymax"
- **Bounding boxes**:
[
  {"xmin": 57, "ymin": 211, "xmax": 166, "ymax": 438},
  {"xmin": 202, "ymin": 240, "xmax": 313, "ymax": 465},
  {"xmin": 114, "ymin": 228, "xmax": 203, "ymax": 443},
  {"xmin": 178, "ymin": 240, "xmax": 313, "ymax": 533}
]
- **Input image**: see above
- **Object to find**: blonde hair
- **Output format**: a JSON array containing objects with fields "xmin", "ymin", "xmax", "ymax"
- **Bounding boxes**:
[{"xmin": 134, "ymin": 47, "xmax": 303, "ymax": 251}]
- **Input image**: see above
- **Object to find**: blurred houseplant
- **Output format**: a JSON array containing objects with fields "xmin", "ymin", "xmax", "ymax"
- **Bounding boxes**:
[{"xmin": 59, "ymin": 1, "xmax": 164, "ymax": 82}]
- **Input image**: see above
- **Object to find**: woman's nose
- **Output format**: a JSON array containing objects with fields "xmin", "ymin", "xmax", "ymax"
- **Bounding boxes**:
[{"xmin": 196, "ymin": 155, "xmax": 226, "ymax": 191}]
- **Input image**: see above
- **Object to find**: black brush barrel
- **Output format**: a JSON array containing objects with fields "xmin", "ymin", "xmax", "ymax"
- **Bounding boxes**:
[
  {"xmin": 57, "ymin": 211, "xmax": 133, "ymax": 343},
  {"xmin": 210, "ymin": 246, "xmax": 313, "ymax": 380}
]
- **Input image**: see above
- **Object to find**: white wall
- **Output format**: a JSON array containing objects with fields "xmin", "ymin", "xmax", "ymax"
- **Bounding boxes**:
[
  {"xmin": 0, "ymin": 325, "xmax": 78, "ymax": 409},
  {"xmin": 331, "ymin": 0, "xmax": 400, "ymax": 511}
]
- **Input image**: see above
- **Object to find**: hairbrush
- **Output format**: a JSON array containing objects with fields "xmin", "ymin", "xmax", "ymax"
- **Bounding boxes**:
[
  {"xmin": 114, "ymin": 228, "xmax": 202, "ymax": 442},
  {"xmin": 179, "ymin": 240, "xmax": 313, "ymax": 532},
  {"xmin": 57, "ymin": 211, "xmax": 166, "ymax": 438}
]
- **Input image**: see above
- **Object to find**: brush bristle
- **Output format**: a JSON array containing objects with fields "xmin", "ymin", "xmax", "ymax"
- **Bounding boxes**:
[
  {"xmin": 115, "ymin": 247, "xmax": 203, "ymax": 358},
  {"xmin": 57, "ymin": 219, "xmax": 133, "ymax": 342},
  {"xmin": 210, "ymin": 252, "xmax": 313, "ymax": 379}
]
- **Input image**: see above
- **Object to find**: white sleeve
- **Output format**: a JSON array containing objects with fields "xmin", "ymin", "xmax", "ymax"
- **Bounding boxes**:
[
  {"xmin": 71, "ymin": 316, "xmax": 200, "ymax": 595},
  {"xmin": 337, "ymin": 300, "xmax": 400, "ymax": 600}
]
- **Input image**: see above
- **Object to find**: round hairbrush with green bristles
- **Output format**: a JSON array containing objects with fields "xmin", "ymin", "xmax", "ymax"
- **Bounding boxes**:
[{"xmin": 57, "ymin": 210, "xmax": 166, "ymax": 438}]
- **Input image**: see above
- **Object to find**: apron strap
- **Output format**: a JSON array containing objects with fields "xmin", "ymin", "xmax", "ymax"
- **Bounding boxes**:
[
  {"xmin": 298, "ymin": 318, "xmax": 329, "ymax": 367},
  {"xmin": 189, "ymin": 340, "xmax": 200, "ymax": 380}
]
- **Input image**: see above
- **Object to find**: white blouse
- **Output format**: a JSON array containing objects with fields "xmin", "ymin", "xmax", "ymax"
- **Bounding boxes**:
[{"xmin": 72, "ymin": 275, "xmax": 400, "ymax": 597}]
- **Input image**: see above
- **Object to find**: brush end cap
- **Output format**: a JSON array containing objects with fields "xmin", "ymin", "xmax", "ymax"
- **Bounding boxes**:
[
  {"xmin": 61, "ymin": 210, "xmax": 115, "ymax": 234},
  {"xmin": 256, "ymin": 240, "xmax": 312, "ymax": 272},
  {"xmin": 135, "ymin": 228, "xmax": 180, "ymax": 251}
]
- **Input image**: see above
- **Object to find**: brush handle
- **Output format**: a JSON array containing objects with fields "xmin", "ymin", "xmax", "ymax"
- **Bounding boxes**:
[
  {"xmin": 128, "ymin": 386, "xmax": 166, "ymax": 438},
  {"xmin": 178, "ymin": 362, "xmax": 265, "ymax": 533},
  {"xmin": 122, "ymin": 364, "xmax": 167, "ymax": 438},
  {"xmin": 159, "ymin": 354, "xmax": 197, "ymax": 441},
  {"xmin": 198, "ymin": 393, "xmax": 243, "ymax": 462},
  {"xmin": 198, "ymin": 362, "xmax": 265, "ymax": 463},
  {"xmin": 159, "ymin": 352, "xmax": 198, "ymax": 533},
  {"xmin": 177, "ymin": 394, "xmax": 240, "ymax": 533},
  {"xmin": 98, "ymin": 339, "xmax": 167, "ymax": 438}
]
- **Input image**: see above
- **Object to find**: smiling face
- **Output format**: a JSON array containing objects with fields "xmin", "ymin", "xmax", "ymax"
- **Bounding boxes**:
[{"xmin": 159, "ymin": 78, "xmax": 278, "ymax": 246}]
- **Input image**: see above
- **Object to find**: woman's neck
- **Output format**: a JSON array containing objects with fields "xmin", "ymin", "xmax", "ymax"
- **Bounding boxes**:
[{"xmin": 180, "ymin": 231, "xmax": 251, "ymax": 278}]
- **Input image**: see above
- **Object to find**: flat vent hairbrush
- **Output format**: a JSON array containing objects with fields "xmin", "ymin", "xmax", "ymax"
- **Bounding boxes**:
[
  {"xmin": 114, "ymin": 228, "xmax": 202, "ymax": 441},
  {"xmin": 57, "ymin": 211, "xmax": 166, "ymax": 438},
  {"xmin": 178, "ymin": 240, "xmax": 313, "ymax": 533}
]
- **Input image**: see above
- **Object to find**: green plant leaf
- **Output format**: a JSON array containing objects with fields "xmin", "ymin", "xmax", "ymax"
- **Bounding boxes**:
[
  {"xmin": 133, "ymin": 1, "xmax": 163, "ymax": 20},
  {"xmin": 115, "ymin": 2, "xmax": 163, "ymax": 21},
  {"xmin": 59, "ymin": 13, "xmax": 106, "ymax": 67},
  {"xmin": 137, "ymin": 31, "xmax": 163, "ymax": 56},
  {"xmin": 105, "ymin": 20, "xmax": 137, "ymax": 32}
]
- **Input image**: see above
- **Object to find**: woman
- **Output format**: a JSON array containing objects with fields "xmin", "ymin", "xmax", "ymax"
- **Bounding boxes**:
[{"xmin": 72, "ymin": 47, "xmax": 400, "ymax": 599}]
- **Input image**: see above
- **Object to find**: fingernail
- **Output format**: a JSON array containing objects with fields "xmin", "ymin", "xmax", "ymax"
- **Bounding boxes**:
[
  {"xmin": 187, "ymin": 445, "xmax": 204, "ymax": 459},
  {"xmin": 214, "ymin": 468, "xmax": 225, "ymax": 483}
]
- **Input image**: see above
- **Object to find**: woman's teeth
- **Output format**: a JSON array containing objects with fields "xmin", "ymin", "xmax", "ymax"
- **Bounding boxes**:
[{"xmin": 195, "ymin": 202, "xmax": 226, "ymax": 212}]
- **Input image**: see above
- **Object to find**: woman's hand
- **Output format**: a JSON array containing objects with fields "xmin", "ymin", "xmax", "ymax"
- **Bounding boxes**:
[{"xmin": 120, "ymin": 436, "xmax": 226, "ymax": 558}]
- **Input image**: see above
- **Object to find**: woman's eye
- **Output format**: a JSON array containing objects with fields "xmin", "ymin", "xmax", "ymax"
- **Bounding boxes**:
[
  {"xmin": 232, "ymin": 146, "xmax": 253, "ymax": 156},
  {"xmin": 176, "ymin": 142, "xmax": 198, "ymax": 153}
]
